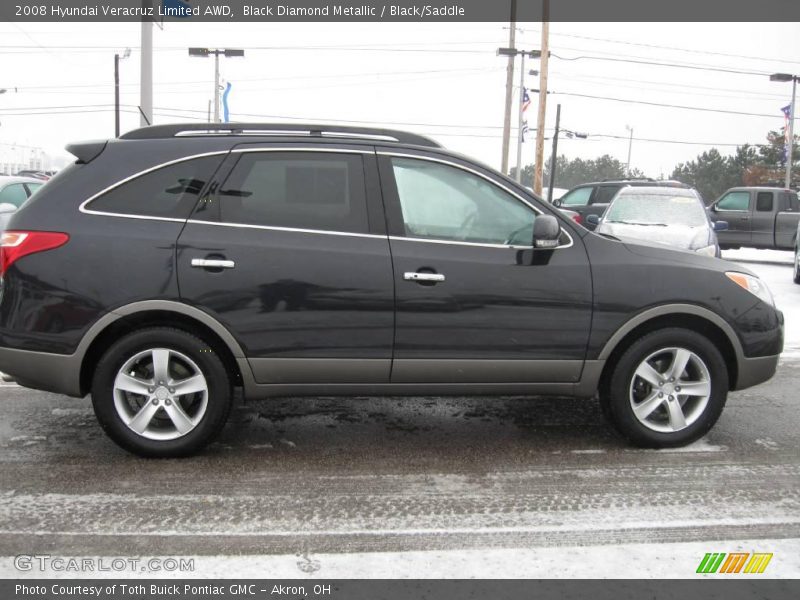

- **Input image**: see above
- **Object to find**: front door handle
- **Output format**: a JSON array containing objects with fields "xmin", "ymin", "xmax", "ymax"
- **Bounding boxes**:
[
  {"xmin": 404, "ymin": 272, "xmax": 445, "ymax": 283},
  {"xmin": 191, "ymin": 258, "xmax": 235, "ymax": 269}
]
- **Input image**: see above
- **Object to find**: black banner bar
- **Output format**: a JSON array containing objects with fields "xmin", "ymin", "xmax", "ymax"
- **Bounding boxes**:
[
  {"xmin": 4, "ymin": 580, "xmax": 800, "ymax": 600},
  {"xmin": 5, "ymin": 0, "xmax": 800, "ymax": 22}
]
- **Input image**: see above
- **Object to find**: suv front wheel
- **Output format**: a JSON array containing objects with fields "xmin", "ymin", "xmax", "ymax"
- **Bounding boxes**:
[
  {"xmin": 91, "ymin": 328, "xmax": 232, "ymax": 457},
  {"xmin": 601, "ymin": 328, "xmax": 729, "ymax": 448}
]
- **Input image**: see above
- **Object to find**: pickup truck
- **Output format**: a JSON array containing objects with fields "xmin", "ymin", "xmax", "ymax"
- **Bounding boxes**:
[{"xmin": 709, "ymin": 187, "xmax": 800, "ymax": 251}]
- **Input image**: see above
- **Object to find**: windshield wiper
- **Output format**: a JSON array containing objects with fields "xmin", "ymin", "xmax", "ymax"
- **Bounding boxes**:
[{"xmin": 607, "ymin": 220, "xmax": 667, "ymax": 226}]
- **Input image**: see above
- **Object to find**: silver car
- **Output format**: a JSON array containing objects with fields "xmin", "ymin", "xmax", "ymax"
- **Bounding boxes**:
[
  {"xmin": 0, "ymin": 176, "xmax": 45, "ymax": 230},
  {"xmin": 589, "ymin": 186, "xmax": 728, "ymax": 257}
]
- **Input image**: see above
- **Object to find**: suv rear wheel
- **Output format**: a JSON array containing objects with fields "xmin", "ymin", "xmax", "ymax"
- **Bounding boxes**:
[
  {"xmin": 601, "ymin": 328, "xmax": 728, "ymax": 448},
  {"xmin": 793, "ymin": 243, "xmax": 800, "ymax": 284},
  {"xmin": 91, "ymin": 328, "xmax": 232, "ymax": 457}
]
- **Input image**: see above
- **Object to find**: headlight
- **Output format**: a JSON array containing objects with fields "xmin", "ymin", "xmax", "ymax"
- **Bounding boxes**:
[
  {"xmin": 725, "ymin": 272, "xmax": 775, "ymax": 306},
  {"xmin": 695, "ymin": 244, "xmax": 717, "ymax": 257}
]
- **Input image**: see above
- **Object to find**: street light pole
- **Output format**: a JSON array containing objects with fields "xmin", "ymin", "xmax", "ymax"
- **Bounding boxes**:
[
  {"xmin": 770, "ymin": 72, "xmax": 798, "ymax": 188},
  {"xmin": 189, "ymin": 48, "xmax": 245, "ymax": 124},
  {"xmin": 515, "ymin": 52, "xmax": 525, "ymax": 184},
  {"xmin": 625, "ymin": 125, "xmax": 634, "ymax": 177},
  {"xmin": 547, "ymin": 103, "xmax": 561, "ymax": 203}
]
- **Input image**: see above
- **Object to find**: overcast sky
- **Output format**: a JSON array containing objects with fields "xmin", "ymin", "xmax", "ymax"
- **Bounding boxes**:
[{"xmin": 1, "ymin": 21, "xmax": 799, "ymax": 176}]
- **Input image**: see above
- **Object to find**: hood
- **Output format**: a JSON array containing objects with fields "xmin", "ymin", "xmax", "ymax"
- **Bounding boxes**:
[{"xmin": 596, "ymin": 222, "xmax": 711, "ymax": 250}]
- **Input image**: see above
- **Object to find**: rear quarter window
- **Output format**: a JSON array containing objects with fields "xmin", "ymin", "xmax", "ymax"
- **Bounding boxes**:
[{"xmin": 85, "ymin": 155, "xmax": 223, "ymax": 219}]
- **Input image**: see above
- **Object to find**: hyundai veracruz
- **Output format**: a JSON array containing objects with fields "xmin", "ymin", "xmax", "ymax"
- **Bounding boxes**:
[{"xmin": 0, "ymin": 124, "xmax": 784, "ymax": 457}]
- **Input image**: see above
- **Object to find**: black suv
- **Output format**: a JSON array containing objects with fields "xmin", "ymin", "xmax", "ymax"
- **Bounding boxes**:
[
  {"xmin": 0, "ymin": 124, "xmax": 783, "ymax": 457},
  {"xmin": 556, "ymin": 179, "xmax": 690, "ymax": 229}
]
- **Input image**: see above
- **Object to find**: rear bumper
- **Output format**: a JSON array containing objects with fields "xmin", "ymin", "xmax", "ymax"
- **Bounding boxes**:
[
  {"xmin": 734, "ymin": 354, "xmax": 780, "ymax": 391},
  {"xmin": 0, "ymin": 346, "xmax": 82, "ymax": 397}
]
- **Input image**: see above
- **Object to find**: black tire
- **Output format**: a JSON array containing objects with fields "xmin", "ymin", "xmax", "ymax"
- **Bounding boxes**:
[
  {"xmin": 793, "ymin": 245, "xmax": 800, "ymax": 285},
  {"xmin": 91, "ymin": 327, "xmax": 232, "ymax": 458},
  {"xmin": 600, "ymin": 328, "xmax": 729, "ymax": 448}
]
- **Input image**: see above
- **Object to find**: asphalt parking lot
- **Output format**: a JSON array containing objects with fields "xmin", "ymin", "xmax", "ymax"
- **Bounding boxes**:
[{"xmin": 1, "ymin": 249, "xmax": 798, "ymax": 578}]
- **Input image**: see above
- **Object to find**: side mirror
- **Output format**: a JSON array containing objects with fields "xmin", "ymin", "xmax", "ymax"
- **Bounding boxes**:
[
  {"xmin": 532, "ymin": 215, "xmax": 561, "ymax": 249},
  {"xmin": 709, "ymin": 204, "xmax": 718, "ymax": 212},
  {"xmin": 552, "ymin": 198, "xmax": 562, "ymax": 208},
  {"xmin": 713, "ymin": 220, "xmax": 729, "ymax": 232},
  {"xmin": 586, "ymin": 214, "xmax": 600, "ymax": 227},
  {"xmin": 0, "ymin": 203, "xmax": 17, "ymax": 215}
]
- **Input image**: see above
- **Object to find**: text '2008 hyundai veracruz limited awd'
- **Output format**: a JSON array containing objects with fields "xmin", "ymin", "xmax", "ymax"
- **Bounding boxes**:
[{"xmin": 0, "ymin": 123, "xmax": 784, "ymax": 457}]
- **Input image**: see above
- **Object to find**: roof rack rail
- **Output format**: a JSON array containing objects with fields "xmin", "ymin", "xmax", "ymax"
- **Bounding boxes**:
[{"xmin": 119, "ymin": 122, "xmax": 442, "ymax": 148}]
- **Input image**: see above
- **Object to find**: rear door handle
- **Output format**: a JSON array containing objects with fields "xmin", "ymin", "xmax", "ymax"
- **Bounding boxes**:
[
  {"xmin": 191, "ymin": 258, "xmax": 235, "ymax": 269},
  {"xmin": 404, "ymin": 272, "xmax": 445, "ymax": 283}
]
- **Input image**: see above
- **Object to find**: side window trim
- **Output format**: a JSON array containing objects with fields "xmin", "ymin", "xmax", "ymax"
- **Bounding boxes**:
[
  {"xmin": 80, "ymin": 151, "xmax": 229, "ymax": 222},
  {"xmin": 376, "ymin": 150, "xmax": 573, "ymax": 250}
]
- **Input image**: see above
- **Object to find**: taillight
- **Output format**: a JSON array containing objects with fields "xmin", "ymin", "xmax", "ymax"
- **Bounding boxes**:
[
  {"xmin": 572, "ymin": 214, "xmax": 583, "ymax": 225},
  {"xmin": 0, "ymin": 231, "xmax": 69, "ymax": 276}
]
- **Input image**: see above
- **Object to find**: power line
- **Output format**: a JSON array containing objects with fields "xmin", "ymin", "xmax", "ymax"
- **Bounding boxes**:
[
  {"xmin": 551, "ymin": 90, "xmax": 792, "ymax": 119},
  {"xmin": 551, "ymin": 53, "xmax": 771, "ymax": 77},
  {"xmin": 548, "ymin": 30, "xmax": 800, "ymax": 67}
]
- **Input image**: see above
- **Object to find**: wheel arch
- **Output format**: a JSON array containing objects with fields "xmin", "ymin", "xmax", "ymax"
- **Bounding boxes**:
[
  {"xmin": 78, "ymin": 301, "xmax": 250, "ymax": 397},
  {"xmin": 596, "ymin": 305, "xmax": 742, "ymax": 393}
]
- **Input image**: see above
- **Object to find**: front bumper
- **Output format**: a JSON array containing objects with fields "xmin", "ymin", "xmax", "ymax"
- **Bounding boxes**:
[{"xmin": 734, "ymin": 353, "xmax": 780, "ymax": 391}]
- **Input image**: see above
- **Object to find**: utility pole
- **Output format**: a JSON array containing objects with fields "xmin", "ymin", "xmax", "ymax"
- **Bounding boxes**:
[
  {"xmin": 533, "ymin": 0, "xmax": 550, "ymax": 195},
  {"xmin": 498, "ymin": 47, "xmax": 540, "ymax": 183},
  {"xmin": 547, "ymin": 104, "xmax": 561, "ymax": 203},
  {"xmin": 114, "ymin": 48, "xmax": 130, "ymax": 137},
  {"xmin": 189, "ymin": 48, "xmax": 245, "ymax": 123},
  {"xmin": 213, "ymin": 51, "xmax": 221, "ymax": 123},
  {"xmin": 140, "ymin": 19, "xmax": 153, "ymax": 127},
  {"xmin": 500, "ymin": 0, "xmax": 517, "ymax": 175},
  {"xmin": 770, "ymin": 73, "xmax": 798, "ymax": 187},
  {"xmin": 625, "ymin": 125, "xmax": 634, "ymax": 176},
  {"xmin": 789, "ymin": 77, "xmax": 797, "ymax": 188}
]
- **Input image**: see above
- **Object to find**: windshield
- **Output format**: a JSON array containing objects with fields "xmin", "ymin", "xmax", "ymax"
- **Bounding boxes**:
[{"xmin": 604, "ymin": 193, "xmax": 707, "ymax": 227}]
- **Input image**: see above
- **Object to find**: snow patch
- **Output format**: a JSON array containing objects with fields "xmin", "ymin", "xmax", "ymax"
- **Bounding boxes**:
[{"xmin": 4, "ymin": 539, "xmax": 799, "ymax": 579}]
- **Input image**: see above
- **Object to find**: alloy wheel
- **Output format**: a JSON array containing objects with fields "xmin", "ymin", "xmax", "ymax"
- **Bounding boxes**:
[
  {"xmin": 112, "ymin": 348, "xmax": 209, "ymax": 441},
  {"xmin": 629, "ymin": 347, "xmax": 712, "ymax": 433}
]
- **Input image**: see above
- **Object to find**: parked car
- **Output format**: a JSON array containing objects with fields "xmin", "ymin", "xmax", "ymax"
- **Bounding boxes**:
[
  {"xmin": 0, "ymin": 123, "xmax": 783, "ymax": 457},
  {"xmin": 15, "ymin": 169, "xmax": 51, "ymax": 181},
  {"xmin": 589, "ymin": 187, "xmax": 728, "ymax": 257},
  {"xmin": 0, "ymin": 176, "xmax": 45, "ymax": 230},
  {"xmin": 708, "ymin": 187, "xmax": 800, "ymax": 251},
  {"xmin": 556, "ymin": 179, "xmax": 690, "ymax": 230}
]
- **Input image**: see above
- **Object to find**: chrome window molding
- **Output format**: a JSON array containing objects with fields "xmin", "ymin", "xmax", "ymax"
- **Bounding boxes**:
[
  {"xmin": 79, "ymin": 150, "xmax": 230, "ymax": 220},
  {"xmin": 78, "ymin": 147, "xmax": 372, "ymax": 222},
  {"xmin": 377, "ymin": 151, "xmax": 574, "ymax": 250}
]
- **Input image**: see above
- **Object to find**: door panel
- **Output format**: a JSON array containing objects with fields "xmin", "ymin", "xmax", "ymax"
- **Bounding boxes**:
[
  {"xmin": 177, "ymin": 147, "xmax": 394, "ymax": 384},
  {"xmin": 377, "ymin": 151, "xmax": 592, "ymax": 384},
  {"xmin": 751, "ymin": 191, "xmax": 776, "ymax": 247}
]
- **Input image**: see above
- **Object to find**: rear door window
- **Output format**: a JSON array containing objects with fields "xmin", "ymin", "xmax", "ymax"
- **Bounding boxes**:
[
  {"xmin": 215, "ymin": 152, "xmax": 369, "ymax": 234},
  {"xmin": 86, "ymin": 155, "xmax": 222, "ymax": 218},
  {"xmin": 592, "ymin": 186, "xmax": 620, "ymax": 205},
  {"xmin": 716, "ymin": 191, "xmax": 751, "ymax": 211},
  {"xmin": 756, "ymin": 192, "xmax": 774, "ymax": 212}
]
